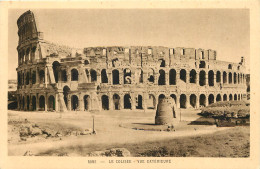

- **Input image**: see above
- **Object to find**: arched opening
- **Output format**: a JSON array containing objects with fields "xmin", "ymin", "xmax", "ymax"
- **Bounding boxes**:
[
  {"xmin": 223, "ymin": 94, "xmax": 227, "ymax": 101},
  {"xmin": 199, "ymin": 61, "xmax": 206, "ymax": 68},
  {"xmin": 148, "ymin": 69, "xmax": 155, "ymax": 83},
  {"xmin": 26, "ymin": 72, "xmax": 30, "ymax": 85},
  {"xmin": 113, "ymin": 94, "xmax": 120, "ymax": 110},
  {"xmin": 71, "ymin": 69, "xmax": 79, "ymax": 81},
  {"xmin": 101, "ymin": 95, "xmax": 109, "ymax": 110},
  {"xmin": 63, "ymin": 86, "xmax": 70, "ymax": 108},
  {"xmin": 84, "ymin": 60, "xmax": 90, "ymax": 65},
  {"xmin": 112, "ymin": 69, "xmax": 120, "ymax": 85},
  {"xmin": 190, "ymin": 94, "xmax": 197, "ymax": 108},
  {"xmin": 136, "ymin": 95, "xmax": 143, "ymax": 109},
  {"xmin": 180, "ymin": 94, "xmax": 186, "ymax": 108},
  {"xmin": 22, "ymin": 96, "xmax": 25, "ymax": 110},
  {"xmin": 170, "ymin": 94, "xmax": 177, "ymax": 103},
  {"xmin": 39, "ymin": 95, "xmax": 45, "ymax": 111},
  {"xmin": 238, "ymin": 94, "xmax": 240, "ymax": 100},
  {"xmin": 26, "ymin": 48, "xmax": 30, "ymax": 61},
  {"xmin": 234, "ymin": 94, "xmax": 237, "ymax": 100},
  {"xmin": 180, "ymin": 69, "xmax": 186, "ymax": 83},
  {"xmin": 228, "ymin": 64, "xmax": 232, "ymax": 69},
  {"xmin": 208, "ymin": 70, "xmax": 214, "ymax": 86},
  {"xmin": 216, "ymin": 71, "xmax": 221, "ymax": 83},
  {"xmin": 216, "ymin": 94, "xmax": 221, "ymax": 102},
  {"xmin": 26, "ymin": 95, "xmax": 30, "ymax": 110},
  {"xmin": 101, "ymin": 69, "xmax": 108, "ymax": 83},
  {"xmin": 238, "ymin": 73, "xmax": 240, "ymax": 84},
  {"xmin": 32, "ymin": 96, "xmax": 36, "ymax": 111},
  {"xmin": 229, "ymin": 94, "xmax": 233, "ymax": 101},
  {"xmin": 124, "ymin": 94, "xmax": 131, "ymax": 109},
  {"xmin": 200, "ymin": 94, "xmax": 206, "ymax": 107},
  {"xmin": 48, "ymin": 95, "xmax": 55, "ymax": 111},
  {"xmin": 84, "ymin": 95, "xmax": 90, "ymax": 111},
  {"xmin": 158, "ymin": 69, "xmax": 165, "ymax": 85},
  {"xmin": 61, "ymin": 70, "xmax": 67, "ymax": 82},
  {"xmin": 199, "ymin": 71, "xmax": 206, "ymax": 86},
  {"xmin": 159, "ymin": 59, "xmax": 165, "ymax": 67},
  {"xmin": 229, "ymin": 72, "xmax": 232, "ymax": 84},
  {"xmin": 32, "ymin": 71, "xmax": 36, "ymax": 84},
  {"xmin": 158, "ymin": 94, "xmax": 166, "ymax": 102},
  {"xmin": 71, "ymin": 95, "xmax": 79, "ymax": 111},
  {"xmin": 90, "ymin": 69, "xmax": 97, "ymax": 82},
  {"xmin": 148, "ymin": 94, "xmax": 156, "ymax": 109},
  {"xmin": 52, "ymin": 61, "xmax": 60, "ymax": 83},
  {"xmin": 190, "ymin": 69, "xmax": 197, "ymax": 84},
  {"xmin": 234, "ymin": 73, "xmax": 237, "ymax": 84},
  {"xmin": 223, "ymin": 71, "xmax": 227, "ymax": 84},
  {"xmin": 31, "ymin": 46, "xmax": 36, "ymax": 60},
  {"xmin": 169, "ymin": 69, "xmax": 176, "ymax": 85},
  {"xmin": 208, "ymin": 94, "xmax": 214, "ymax": 105},
  {"xmin": 124, "ymin": 68, "xmax": 131, "ymax": 84}
]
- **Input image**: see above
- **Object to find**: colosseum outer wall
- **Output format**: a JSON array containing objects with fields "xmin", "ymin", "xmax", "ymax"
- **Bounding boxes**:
[{"xmin": 16, "ymin": 10, "xmax": 248, "ymax": 112}]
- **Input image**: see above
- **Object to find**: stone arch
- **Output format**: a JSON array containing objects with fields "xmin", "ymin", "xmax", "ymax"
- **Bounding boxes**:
[
  {"xmin": 84, "ymin": 95, "xmax": 90, "ymax": 111},
  {"xmin": 234, "ymin": 94, "xmax": 237, "ymax": 100},
  {"xmin": 148, "ymin": 68, "xmax": 155, "ymax": 83},
  {"xmin": 71, "ymin": 69, "xmax": 79, "ymax": 81},
  {"xmin": 223, "ymin": 94, "xmax": 227, "ymax": 101},
  {"xmin": 61, "ymin": 70, "xmax": 67, "ymax": 82},
  {"xmin": 63, "ymin": 86, "xmax": 70, "ymax": 108},
  {"xmin": 39, "ymin": 95, "xmax": 45, "ymax": 111},
  {"xmin": 39, "ymin": 70, "xmax": 45, "ymax": 84},
  {"xmin": 136, "ymin": 95, "xmax": 143, "ymax": 109},
  {"xmin": 101, "ymin": 95, "xmax": 109, "ymax": 110},
  {"xmin": 229, "ymin": 94, "xmax": 233, "ymax": 101},
  {"xmin": 180, "ymin": 69, "xmax": 186, "ymax": 83},
  {"xmin": 200, "ymin": 94, "xmax": 206, "ymax": 107},
  {"xmin": 136, "ymin": 68, "xmax": 143, "ymax": 83},
  {"xmin": 199, "ymin": 71, "xmax": 206, "ymax": 86},
  {"xmin": 101, "ymin": 69, "xmax": 108, "ymax": 83},
  {"xmin": 32, "ymin": 71, "xmax": 36, "ymax": 84},
  {"xmin": 113, "ymin": 94, "xmax": 120, "ymax": 110},
  {"xmin": 216, "ymin": 94, "xmax": 222, "ymax": 102},
  {"xmin": 180, "ymin": 94, "xmax": 187, "ymax": 108},
  {"xmin": 48, "ymin": 95, "xmax": 55, "ymax": 111},
  {"xmin": 234, "ymin": 72, "xmax": 237, "ymax": 84},
  {"xmin": 26, "ymin": 72, "xmax": 30, "ymax": 85},
  {"xmin": 216, "ymin": 71, "xmax": 221, "ymax": 83},
  {"xmin": 208, "ymin": 94, "xmax": 214, "ymax": 105},
  {"xmin": 170, "ymin": 94, "xmax": 177, "ymax": 103},
  {"xmin": 26, "ymin": 95, "xmax": 30, "ymax": 110},
  {"xmin": 52, "ymin": 61, "xmax": 60, "ymax": 83},
  {"xmin": 199, "ymin": 61, "xmax": 206, "ymax": 68},
  {"xmin": 228, "ymin": 64, "xmax": 232, "ymax": 69},
  {"xmin": 190, "ymin": 94, "xmax": 197, "ymax": 108},
  {"xmin": 32, "ymin": 96, "xmax": 36, "ymax": 111},
  {"xmin": 26, "ymin": 48, "xmax": 30, "ymax": 60},
  {"xmin": 229, "ymin": 72, "xmax": 232, "ymax": 84},
  {"xmin": 223, "ymin": 71, "xmax": 227, "ymax": 84},
  {"xmin": 124, "ymin": 68, "xmax": 131, "ymax": 84},
  {"xmin": 190, "ymin": 69, "xmax": 197, "ymax": 84},
  {"xmin": 124, "ymin": 94, "xmax": 131, "ymax": 109},
  {"xmin": 148, "ymin": 94, "xmax": 156, "ymax": 109},
  {"xmin": 71, "ymin": 95, "xmax": 79, "ymax": 111},
  {"xmin": 112, "ymin": 69, "xmax": 120, "ymax": 85},
  {"xmin": 208, "ymin": 70, "xmax": 214, "ymax": 86},
  {"xmin": 90, "ymin": 69, "xmax": 97, "ymax": 82},
  {"xmin": 158, "ymin": 69, "xmax": 166, "ymax": 85},
  {"xmin": 169, "ymin": 69, "xmax": 176, "ymax": 85}
]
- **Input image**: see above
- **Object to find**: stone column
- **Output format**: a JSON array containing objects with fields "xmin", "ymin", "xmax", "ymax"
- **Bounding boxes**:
[
  {"xmin": 45, "ymin": 93, "xmax": 48, "ymax": 112},
  {"xmin": 165, "ymin": 71, "xmax": 169, "ymax": 85},
  {"xmin": 17, "ymin": 95, "xmax": 20, "ymax": 110},
  {"xmin": 186, "ymin": 71, "xmax": 189, "ymax": 84},
  {"xmin": 186, "ymin": 94, "xmax": 190, "ymax": 108},
  {"xmin": 36, "ymin": 67, "xmax": 39, "ymax": 84},
  {"xmin": 55, "ymin": 93, "xmax": 59, "ymax": 111},
  {"xmin": 143, "ymin": 92, "xmax": 148, "ymax": 112},
  {"xmin": 196, "ymin": 71, "xmax": 199, "ymax": 85},
  {"xmin": 213, "ymin": 72, "xmax": 216, "ymax": 87},
  {"xmin": 36, "ymin": 93, "xmax": 39, "ymax": 111},
  {"xmin": 205, "ymin": 95, "xmax": 209, "ymax": 107},
  {"xmin": 29, "ymin": 95, "xmax": 33, "ymax": 111},
  {"xmin": 67, "ymin": 95, "xmax": 71, "ymax": 111},
  {"xmin": 176, "ymin": 94, "xmax": 180, "ymax": 108},
  {"xmin": 44, "ymin": 66, "xmax": 48, "ymax": 87},
  {"xmin": 119, "ymin": 94, "xmax": 124, "ymax": 110},
  {"xmin": 109, "ymin": 93, "xmax": 114, "ymax": 110},
  {"xmin": 176, "ymin": 71, "xmax": 180, "ymax": 86},
  {"xmin": 79, "ymin": 95, "xmax": 84, "ymax": 111},
  {"xmin": 67, "ymin": 68, "xmax": 71, "ymax": 82},
  {"xmin": 119, "ymin": 70, "xmax": 123, "ymax": 85},
  {"xmin": 154, "ymin": 73, "xmax": 158, "ymax": 85},
  {"xmin": 196, "ymin": 94, "xmax": 200, "ymax": 109},
  {"xmin": 131, "ymin": 93, "xmax": 136, "ymax": 110},
  {"xmin": 108, "ymin": 72, "xmax": 112, "ymax": 85},
  {"xmin": 205, "ymin": 72, "xmax": 208, "ymax": 86}
]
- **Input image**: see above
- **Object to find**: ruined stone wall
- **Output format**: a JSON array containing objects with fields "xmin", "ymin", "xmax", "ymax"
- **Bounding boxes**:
[{"xmin": 16, "ymin": 11, "xmax": 248, "ymax": 112}]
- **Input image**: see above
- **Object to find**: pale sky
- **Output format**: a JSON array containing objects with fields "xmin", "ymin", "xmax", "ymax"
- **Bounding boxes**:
[{"xmin": 8, "ymin": 9, "xmax": 250, "ymax": 80}]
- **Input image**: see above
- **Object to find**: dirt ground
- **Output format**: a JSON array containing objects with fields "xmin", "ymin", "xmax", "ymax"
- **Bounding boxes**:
[{"xmin": 8, "ymin": 109, "xmax": 249, "ymax": 157}]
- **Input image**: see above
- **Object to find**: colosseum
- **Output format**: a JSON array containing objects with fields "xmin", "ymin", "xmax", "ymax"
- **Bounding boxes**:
[{"xmin": 16, "ymin": 10, "xmax": 248, "ymax": 112}]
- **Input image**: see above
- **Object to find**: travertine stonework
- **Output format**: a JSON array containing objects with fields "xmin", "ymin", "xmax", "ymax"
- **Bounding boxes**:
[{"xmin": 16, "ymin": 10, "xmax": 247, "ymax": 112}]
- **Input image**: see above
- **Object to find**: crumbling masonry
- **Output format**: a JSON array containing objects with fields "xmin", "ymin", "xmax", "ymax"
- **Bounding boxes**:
[{"xmin": 16, "ymin": 10, "xmax": 247, "ymax": 112}]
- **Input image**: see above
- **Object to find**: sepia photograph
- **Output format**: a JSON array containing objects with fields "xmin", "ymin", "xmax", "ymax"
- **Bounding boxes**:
[{"xmin": 6, "ymin": 8, "xmax": 251, "ymax": 158}]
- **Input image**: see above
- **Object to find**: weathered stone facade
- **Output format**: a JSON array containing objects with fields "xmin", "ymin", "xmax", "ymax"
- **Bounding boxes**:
[{"xmin": 16, "ymin": 10, "xmax": 247, "ymax": 112}]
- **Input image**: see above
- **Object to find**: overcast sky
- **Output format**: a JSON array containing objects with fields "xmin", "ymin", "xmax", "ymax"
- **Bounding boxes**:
[{"xmin": 8, "ymin": 9, "xmax": 250, "ymax": 80}]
